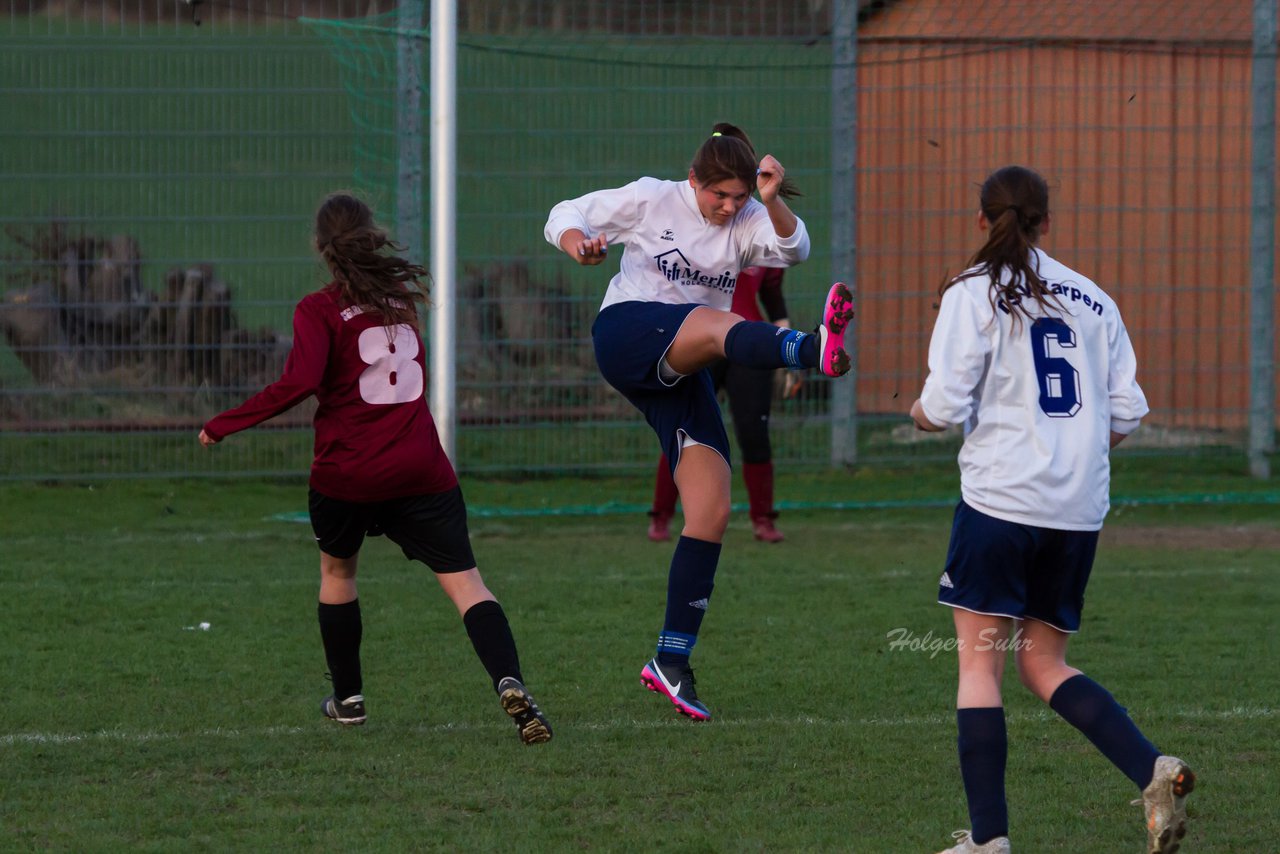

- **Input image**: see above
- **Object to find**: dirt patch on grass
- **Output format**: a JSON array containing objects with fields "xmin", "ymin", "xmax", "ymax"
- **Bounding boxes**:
[{"xmin": 1102, "ymin": 525, "xmax": 1280, "ymax": 551}]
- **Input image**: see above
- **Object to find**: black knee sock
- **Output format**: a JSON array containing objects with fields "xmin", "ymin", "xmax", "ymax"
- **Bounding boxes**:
[
  {"xmin": 1049, "ymin": 674, "xmax": 1161, "ymax": 789},
  {"xmin": 462, "ymin": 599, "xmax": 523, "ymax": 692},
  {"xmin": 317, "ymin": 599, "xmax": 363, "ymax": 701},
  {"xmin": 957, "ymin": 707, "xmax": 1009, "ymax": 844},
  {"xmin": 656, "ymin": 535, "xmax": 721, "ymax": 665}
]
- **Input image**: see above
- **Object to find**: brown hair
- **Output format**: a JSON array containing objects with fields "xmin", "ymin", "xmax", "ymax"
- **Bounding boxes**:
[
  {"xmin": 690, "ymin": 122, "xmax": 801, "ymax": 200},
  {"xmin": 313, "ymin": 191, "xmax": 430, "ymax": 330},
  {"xmin": 941, "ymin": 165, "xmax": 1060, "ymax": 332}
]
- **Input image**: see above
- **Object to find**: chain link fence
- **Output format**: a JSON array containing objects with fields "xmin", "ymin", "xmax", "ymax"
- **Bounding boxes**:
[{"xmin": 1, "ymin": 0, "xmax": 1275, "ymax": 480}]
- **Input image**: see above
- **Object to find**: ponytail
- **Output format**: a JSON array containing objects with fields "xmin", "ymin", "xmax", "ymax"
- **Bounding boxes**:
[
  {"xmin": 940, "ymin": 166, "xmax": 1059, "ymax": 332},
  {"xmin": 313, "ymin": 192, "xmax": 430, "ymax": 331}
]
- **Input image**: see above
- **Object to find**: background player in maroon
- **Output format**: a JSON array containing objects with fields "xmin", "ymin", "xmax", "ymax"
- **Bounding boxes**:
[
  {"xmin": 199, "ymin": 192, "xmax": 551, "ymax": 745},
  {"xmin": 646, "ymin": 265, "xmax": 801, "ymax": 544}
]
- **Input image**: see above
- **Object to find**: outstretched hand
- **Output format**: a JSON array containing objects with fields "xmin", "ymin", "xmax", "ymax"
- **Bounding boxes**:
[{"xmin": 198, "ymin": 429, "xmax": 220, "ymax": 448}]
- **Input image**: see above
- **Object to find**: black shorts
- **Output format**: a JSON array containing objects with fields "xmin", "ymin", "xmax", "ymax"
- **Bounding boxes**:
[{"xmin": 308, "ymin": 486, "xmax": 477, "ymax": 574}]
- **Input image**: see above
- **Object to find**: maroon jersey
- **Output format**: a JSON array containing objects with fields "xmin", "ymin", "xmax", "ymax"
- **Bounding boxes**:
[
  {"xmin": 203, "ymin": 286, "xmax": 457, "ymax": 502},
  {"xmin": 731, "ymin": 266, "xmax": 787, "ymax": 323}
]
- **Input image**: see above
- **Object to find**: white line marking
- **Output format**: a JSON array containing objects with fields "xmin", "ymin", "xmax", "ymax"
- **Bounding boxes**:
[{"xmin": 4, "ymin": 707, "xmax": 1272, "ymax": 747}]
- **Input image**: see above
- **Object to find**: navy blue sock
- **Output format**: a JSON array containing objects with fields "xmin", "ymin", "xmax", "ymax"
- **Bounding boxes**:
[
  {"xmin": 723, "ymin": 321, "xmax": 817, "ymax": 369},
  {"xmin": 1049, "ymin": 674, "xmax": 1161, "ymax": 789},
  {"xmin": 957, "ymin": 707, "xmax": 1009, "ymax": 845},
  {"xmin": 318, "ymin": 599, "xmax": 363, "ymax": 701},
  {"xmin": 656, "ymin": 535, "xmax": 720, "ymax": 665}
]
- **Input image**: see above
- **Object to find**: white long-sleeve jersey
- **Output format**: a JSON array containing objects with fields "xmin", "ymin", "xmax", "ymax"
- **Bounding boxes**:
[
  {"xmin": 544, "ymin": 177, "xmax": 810, "ymax": 312},
  {"xmin": 918, "ymin": 248, "xmax": 1149, "ymax": 531}
]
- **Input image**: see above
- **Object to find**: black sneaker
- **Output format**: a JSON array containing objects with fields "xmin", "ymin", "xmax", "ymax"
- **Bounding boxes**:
[
  {"xmin": 321, "ymin": 693, "xmax": 367, "ymax": 726},
  {"xmin": 497, "ymin": 677, "xmax": 553, "ymax": 745},
  {"xmin": 640, "ymin": 657, "xmax": 710, "ymax": 721}
]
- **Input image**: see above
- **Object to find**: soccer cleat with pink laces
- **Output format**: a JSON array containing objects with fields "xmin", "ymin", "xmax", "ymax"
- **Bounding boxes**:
[{"xmin": 816, "ymin": 282, "xmax": 854, "ymax": 377}]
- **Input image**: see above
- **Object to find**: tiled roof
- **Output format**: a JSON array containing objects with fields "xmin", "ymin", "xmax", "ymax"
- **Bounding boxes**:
[{"xmin": 860, "ymin": 0, "xmax": 1253, "ymax": 42}]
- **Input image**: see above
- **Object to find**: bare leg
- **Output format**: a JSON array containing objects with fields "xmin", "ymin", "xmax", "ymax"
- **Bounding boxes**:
[
  {"xmin": 319, "ymin": 551, "xmax": 359, "ymax": 604},
  {"xmin": 1013, "ymin": 618, "xmax": 1081, "ymax": 702},
  {"xmin": 435, "ymin": 567, "xmax": 497, "ymax": 616},
  {"xmin": 664, "ymin": 307, "xmax": 746, "ymax": 375},
  {"xmin": 672, "ymin": 443, "xmax": 731, "ymax": 543},
  {"xmin": 953, "ymin": 609, "xmax": 1011, "ymax": 708}
]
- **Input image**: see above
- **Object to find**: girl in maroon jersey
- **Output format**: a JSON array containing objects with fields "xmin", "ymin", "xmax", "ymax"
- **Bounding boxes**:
[{"xmin": 199, "ymin": 192, "xmax": 551, "ymax": 744}]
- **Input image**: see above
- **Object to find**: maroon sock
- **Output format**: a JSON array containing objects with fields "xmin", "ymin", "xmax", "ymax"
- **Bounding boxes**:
[
  {"xmin": 742, "ymin": 461, "xmax": 775, "ymax": 521},
  {"xmin": 651, "ymin": 455, "xmax": 679, "ymax": 518}
]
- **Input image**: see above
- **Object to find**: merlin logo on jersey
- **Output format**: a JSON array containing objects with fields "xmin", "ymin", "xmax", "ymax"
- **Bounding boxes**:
[{"xmin": 654, "ymin": 248, "xmax": 736, "ymax": 293}]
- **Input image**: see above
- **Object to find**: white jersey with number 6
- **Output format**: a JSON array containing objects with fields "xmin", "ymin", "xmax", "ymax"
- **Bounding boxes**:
[{"xmin": 918, "ymin": 247, "xmax": 1149, "ymax": 531}]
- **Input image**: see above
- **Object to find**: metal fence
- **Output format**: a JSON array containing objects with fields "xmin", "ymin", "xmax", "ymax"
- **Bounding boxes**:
[{"xmin": 1, "ymin": 0, "xmax": 1275, "ymax": 481}]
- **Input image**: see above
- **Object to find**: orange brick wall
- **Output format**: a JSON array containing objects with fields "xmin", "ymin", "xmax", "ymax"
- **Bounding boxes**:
[{"xmin": 852, "ymin": 28, "xmax": 1276, "ymax": 431}]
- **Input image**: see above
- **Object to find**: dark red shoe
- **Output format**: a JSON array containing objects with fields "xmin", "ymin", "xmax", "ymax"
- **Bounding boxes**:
[
  {"xmin": 752, "ymin": 515, "xmax": 785, "ymax": 544},
  {"xmin": 647, "ymin": 512, "xmax": 672, "ymax": 542}
]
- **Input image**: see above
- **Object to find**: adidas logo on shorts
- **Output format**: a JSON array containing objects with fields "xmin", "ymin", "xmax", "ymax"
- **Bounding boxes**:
[
  {"xmin": 688, "ymin": 598, "xmax": 710, "ymax": 610},
  {"xmin": 938, "ymin": 572, "xmax": 954, "ymax": 589}
]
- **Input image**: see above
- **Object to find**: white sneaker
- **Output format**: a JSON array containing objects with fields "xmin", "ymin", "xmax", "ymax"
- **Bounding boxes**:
[
  {"xmin": 1134, "ymin": 755, "xmax": 1195, "ymax": 853},
  {"xmin": 936, "ymin": 830, "xmax": 1011, "ymax": 854}
]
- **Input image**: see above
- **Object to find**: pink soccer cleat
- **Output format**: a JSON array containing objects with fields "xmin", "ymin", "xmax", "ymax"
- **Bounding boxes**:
[
  {"xmin": 817, "ymin": 282, "xmax": 854, "ymax": 377},
  {"xmin": 641, "ymin": 657, "xmax": 710, "ymax": 721}
]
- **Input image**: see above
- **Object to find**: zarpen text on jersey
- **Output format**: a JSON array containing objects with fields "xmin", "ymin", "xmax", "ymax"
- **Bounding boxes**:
[{"xmin": 998, "ymin": 280, "xmax": 1105, "ymax": 317}]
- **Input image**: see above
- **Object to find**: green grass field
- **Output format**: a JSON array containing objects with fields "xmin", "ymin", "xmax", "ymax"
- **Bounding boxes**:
[{"xmin": 2, "ymin": 459, "xmax": 1277, "ymax": 852}]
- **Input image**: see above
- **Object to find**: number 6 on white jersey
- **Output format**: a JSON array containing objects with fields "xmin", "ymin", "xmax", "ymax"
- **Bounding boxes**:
[{"xmin": 1031, "ymin": 317, "xmax": 1082, "ymax": 417}]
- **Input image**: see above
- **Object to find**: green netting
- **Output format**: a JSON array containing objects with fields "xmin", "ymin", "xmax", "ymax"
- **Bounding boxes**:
[
  {"xmin": 302, "ymin": 14, "xmax": 1278, "ymax": 480},
  {"xmin": 1, "ymin": 4, "xmax": 1273, "ymax": 483},
  {"xmin": 0, "ymin": 21, "xmax": 354, "ymax": 480},
  {"xmin": 305, "ymin": 16, "xmax": 851, "ymax": 474}
]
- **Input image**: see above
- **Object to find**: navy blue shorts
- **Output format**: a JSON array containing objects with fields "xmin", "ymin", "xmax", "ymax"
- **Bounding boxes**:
[
  {"xmin": 937, "ymin": 500, "xmax": 1098, "ymax": 633},
  {"xmin": 592, "ymin": 301, "xmax": 732, "ymax": 472},
  {"xmin": 308, "ymin": 486, "xmax": 477, "ymax": 573}
]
